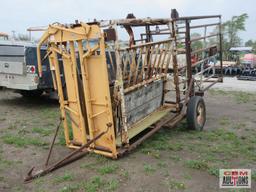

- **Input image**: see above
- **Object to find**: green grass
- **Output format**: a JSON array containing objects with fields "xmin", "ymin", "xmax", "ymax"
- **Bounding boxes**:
[
  {"xmin": 166, "ymin": 179, "xmax": 186, "ymax": 190},
  {"xmin": 105, "ymin": 179, "xmax": 119, "ymax": 191},
  {"xmin": 157, "ymin": 161, "xmax": 167, "ymax": 168},
  {"xmin": 40, "ymin": 108, "xmax": 59, "ymax": 119},
  {"xmin": 185, "ymin": 160, "xmax": 209, "ymax": 170},
  {"xmin": 32, "ymin": 127, "xmax": 53, "ymax": 136},
  {"xmin": 252, "ymin": 170, "xmax": 256, "ymax": 181},
  {"xmin": 84, "ymin": 176, "xmax": 104, "ymax": 192},
  {"xmin": 136, "ymin": 115, "xmax": 256, "ymax": 180},
  {"xmin": 97, "ymin": 164, "xmax": 118, "ymax": 175},
  {"xmin": 209, "ymin": 89, "xmax": 256, "ymax": 104},
  {"xmin": 207, "ymin": 167, "xmax": 219, "ymax": 177},
  {"xmin": 139, "ymin": 129, "xmax": 183, "ymax": 159},
  {"xmin": 219, "ymin": 116, "xmax": 230, "ymax": 126},
  {"xmin": 169, "ymin": 154, "xmax": 181, "ymax": 162},
  {"xmin": 1, "ymin": 134, "xmax": 48, "ymax": 147},
  {"xmin": 59, "ymin": 184, "xmax": 80, "ymax": 192},
  {"xmin": 54, "ymin": 172, "xmax": 74, "ymax": 183},
  {"xmin": 80, "ymin": 162, "xmax": 99, "ymax": 170},
  {"xmin": 120, "ymin": 170, "xmax": 129, "ymax": 179},
  {"xmin": 143, "ymin": 163, "xmax": 156, "ymax": 174},
  {"xmin": 0, "ymin": 155, "xmax": 22, "ymax": 171}
]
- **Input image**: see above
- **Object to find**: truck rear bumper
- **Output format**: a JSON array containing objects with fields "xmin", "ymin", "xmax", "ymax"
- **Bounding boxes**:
[{"xmin": 0, "ymin": 73, "xmax": 38, "ymax": 90}]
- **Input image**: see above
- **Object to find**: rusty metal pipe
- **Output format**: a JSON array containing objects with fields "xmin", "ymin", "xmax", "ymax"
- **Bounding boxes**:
[{"xmin": 24, "ymin": 127, "xmax": 109, "ymax": 182}]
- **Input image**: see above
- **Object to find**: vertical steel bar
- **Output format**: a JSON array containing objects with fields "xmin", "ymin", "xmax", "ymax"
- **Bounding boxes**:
[
  {"xmin": 133, "ymin": 47, "xmax": 143, "ymax": 84},
  {"xmin": 51, "ymin": 46, "xmax": 70, "ymax": 145},
  {"xmin": 107, "ymin": 50, "xmax": 116, "ymax": 74},
  {"xmin": 200, "ymin": 26, "xmax": 207, "ymax": 87},
  {"xmin": 113, "ymin": 23, "xmax": 129, "ymax": 145},
  {"xmin": 146, "ymin": 45, "xmax": 153, "ymax": 79},
  {"xmin": 185, "ymin": 19, "xmax": 194, "ymax": 95},
  {"xmin": 160, "ymin": 43, "xmax": 170, "ymax": 73},
  {"xmin": 77, "ymin": 41, "xmax": 95, "ymax": 142},
  {"xmin": 170, "ymin": 21, "xmax": 181, "ymax": 109},
  {"xmin": 219, "ymin": 16, "xmax": 223, "ymax": 81},
  {"xmin": 139, "ymin": 46, "xmax": 148, "ymax": 81},
  {"xmin": 150, "ymin": 43, "xmax": 161, "ymax": 77},
  {"xmin": 69, "ymin": 41, "xmax": 87, "ymax": 144},
  {"xmin": 155, "ymin": 44, "xmax": 164, "ymax": 73},
  {"xmin": 127, "ymin": 49, "xmax": 136, "ymax": 86}
]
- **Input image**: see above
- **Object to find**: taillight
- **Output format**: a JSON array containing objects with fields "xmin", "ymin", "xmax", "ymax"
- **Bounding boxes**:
[{"xmin": 27, "ymin": 65, "xmax": 36, "ymax": 74}]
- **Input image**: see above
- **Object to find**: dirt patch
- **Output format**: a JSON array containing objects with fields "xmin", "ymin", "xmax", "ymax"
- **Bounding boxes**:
[{"xmin": 0, "ymin": 89, "xmax": 255, "ymax": 192}]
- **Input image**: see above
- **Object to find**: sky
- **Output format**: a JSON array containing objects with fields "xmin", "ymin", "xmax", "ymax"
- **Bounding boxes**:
[{"xmin": 0, "ymin": 0, "xmax": 255, "ymax": 43}]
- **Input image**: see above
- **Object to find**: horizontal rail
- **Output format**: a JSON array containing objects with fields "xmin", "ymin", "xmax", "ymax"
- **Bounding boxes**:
[
  {"xmin": 124, "ymin": 74, "xmax": 166, "ymax": 94},
  {"xmin": 193, "ymin": 54, "xmax": 218, "ymax": 66},
  {"xmin": 98, "ymin": 15, "xmax": 221, "ymax": 27},
  {"xmin": 178, "ymin": 22, "xmax": 221, "ymax": 29},
  {"xmin": 190, "ymin": 33, "xmax": 219, "ymax": 42},
  {"xmin": 175, "ymin": 15, "xmax": 221, "ymax": 21},
  {"xmin": 141, "ymin": 32, "xmax": 172, "ymax": 36},
  {"xmin": 191, "ymin": 44, "xmax": 218, "ymax": 55},
  {"xmin": 194, "ymin": 65, "xmax": 214, "ymax": 76},
  {"xmin": 119, "ymin": 38, "xmax": 173, "ymax": 51}
]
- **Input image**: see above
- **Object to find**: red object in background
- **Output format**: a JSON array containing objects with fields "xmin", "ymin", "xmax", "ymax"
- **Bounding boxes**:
[
  {"xmin": 243, "ymin": 53, "xmax": 256, "ymax": 62},
  {"xmin": 191, "ymin": 55, "xmax": 198, "ymax": 65},
  {"xmin": 30, "ymin": 66, "xmax": 35, "ymax": 73}
]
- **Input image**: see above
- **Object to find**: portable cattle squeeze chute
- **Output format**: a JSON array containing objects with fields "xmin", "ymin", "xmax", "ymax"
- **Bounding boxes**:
[{"xmin": 25, "ymin": 11, "xmax": 223, "ymax": 181}]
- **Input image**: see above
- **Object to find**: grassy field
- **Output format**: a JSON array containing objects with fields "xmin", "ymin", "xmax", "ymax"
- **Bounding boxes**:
[{"xmin": 0, "ymin": 89, "xmax": 255, "ymax": 192}]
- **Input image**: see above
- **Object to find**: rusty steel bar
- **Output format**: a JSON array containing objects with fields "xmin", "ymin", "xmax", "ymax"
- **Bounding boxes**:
[
  {"xmin": 45, "ymin": 118, "xmax": 63, "ymax": 167},
  {"xmin": 98, "ymin": 15, "xmax": 221, "ymax": 27},
  {"xmin": 145, "ymin": 45, "xmax": 153, "ymax": 80},
  {"xmin": 175, "ymin": 15, "xmax": 221, "ymax": 21},
  {"xmin": 141, "ymin": 32, "xmax": 172, "ymax": 36},
  {"xmin": 119, "ymin": 38, "xmax": 173, "ymax": 51},
  {"xmin": 201, "ymin": 79, "xmax": 219, "ymax": 92},
  {"xmin": 127, "ymin": 49, "xmax": 137, "ymax": 85},
  {"xmin": 193, "ymin": 54, "xmax": 217, "ymax": 67},
  {"xmin": 155, "ymin": 45, "xmax": 164, "ymax": 73},
  {"xmin": 132, "ymin": 47, "xmax": 143, "ymax": 85},
  {"xmin": 24, "ymin": 127, "xmax": 109, "ymax": 182},
  {"xmin": 159, "ymin": 43, "xmax": 170, "ymax": 72},
  {"xmin": 185, "ymin": 19, "xmax": 193, "ymax": 95},
  {"xmin": 219, "ymin": 17, "xmax": 223, "ymax": 81},
  {"xmin": 190, "ymin": 33, "xmax": 219, "ymax": 42},
  {"xmin": 170, "ymin": 21, "xmax": 181, "ymax": 109},
  {"xmin": 150, "ymin": 43, "xmax": 161, "ymax": 77},
  {"xmin": 178, "ymin": 22, "xmax": 221, "ymax": 30},
  {"xmin": 191, "ymin": 44, "xmax": 218, "ymax": 55}
]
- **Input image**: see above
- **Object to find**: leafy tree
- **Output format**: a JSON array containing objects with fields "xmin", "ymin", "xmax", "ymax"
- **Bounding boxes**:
[
  {"xmin": 222, "ymin": 13, "xmax": 249, "ymax": 59},
  {"xmin": 245, "ymin": 40, "xmax": 256, "ymax": 53}
]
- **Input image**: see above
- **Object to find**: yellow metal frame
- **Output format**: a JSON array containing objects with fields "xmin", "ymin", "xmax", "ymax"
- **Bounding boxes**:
[{"xmin": 37, "ymin": 23, "xmax": 117, "ymax": 158}]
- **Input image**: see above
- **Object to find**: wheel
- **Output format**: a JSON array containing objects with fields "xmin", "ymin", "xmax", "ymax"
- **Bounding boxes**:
[
  {"xmin": 187, "ymin": 96, "xmax": 206, "ymax": 131},
  {"xmin": 19, "ymin": 90, "xmax": 43, "ymax": 97}
]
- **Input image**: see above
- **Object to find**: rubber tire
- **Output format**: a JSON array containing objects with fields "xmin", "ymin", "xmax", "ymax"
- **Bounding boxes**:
[
  {"xmin": 19, "ymin": 90, "xmax": 43, "ymax": 97},
  {"xmin": 187, "ymin": 96, "xmax": 206, "ymax": 131}
]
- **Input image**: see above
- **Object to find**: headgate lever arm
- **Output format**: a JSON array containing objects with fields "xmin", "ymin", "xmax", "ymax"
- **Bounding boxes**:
[{"xmin": 24, "ymin": 124, "xmax": 111, "ymax": 183}]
